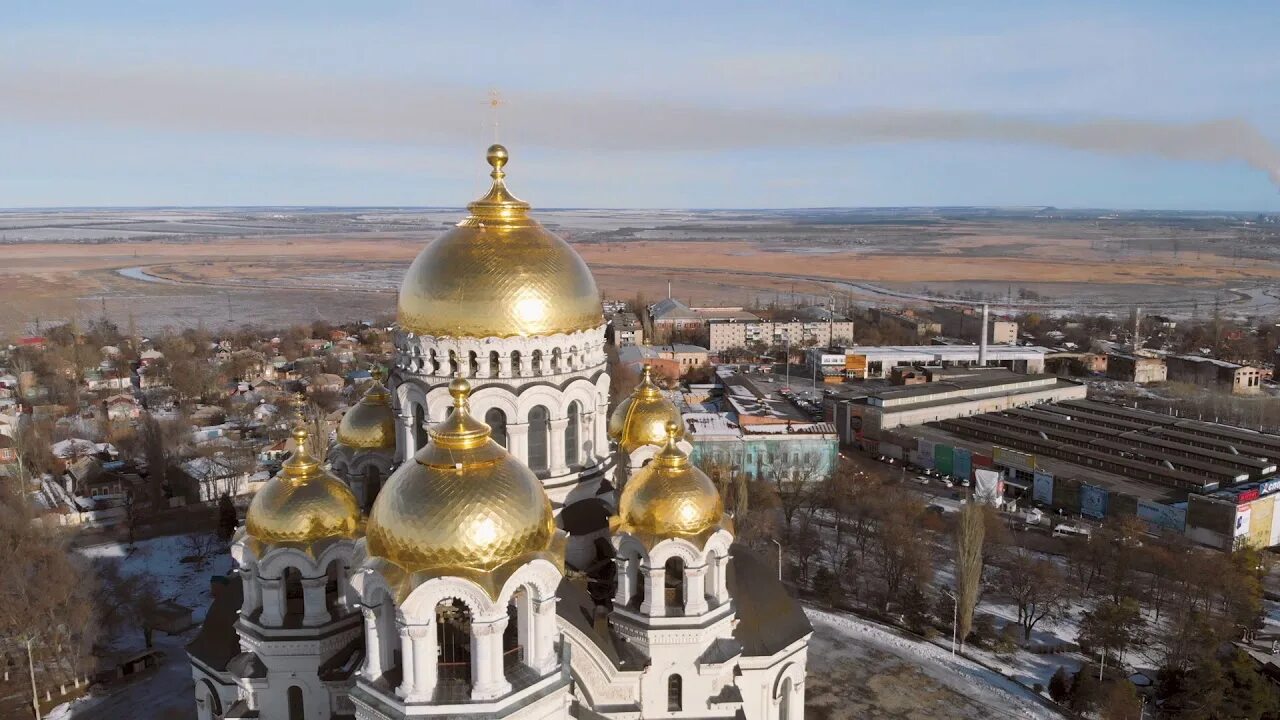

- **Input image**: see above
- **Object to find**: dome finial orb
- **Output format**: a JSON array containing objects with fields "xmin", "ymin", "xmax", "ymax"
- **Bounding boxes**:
[
  {"xmin": 449, "ymin": 374, "xmax": 472, "ymax": 406},
  {"xmin": 487, "ymin": 144, "xmax": 509, "ymax": 175},
  {"xmin": 665, "ymin": 420, "xmax": 680, "ymax": 444}
]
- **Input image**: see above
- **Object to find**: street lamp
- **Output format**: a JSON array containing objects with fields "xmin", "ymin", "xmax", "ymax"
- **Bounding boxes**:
[
  {"xmin": 772, "ymin": 538, "xmax": 783, "ymax": 582},
  {"xmin": 941, "ymin": 588, "xmax": 958, "ymax": 656}
]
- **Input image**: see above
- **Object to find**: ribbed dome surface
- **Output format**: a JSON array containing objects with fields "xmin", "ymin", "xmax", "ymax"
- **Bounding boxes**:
[
  {"xmin": 616, "ymin": 422, "xmax": 723, "ymax": 539},
  {"xmin": 245, "ymin": 426, "xmax": 361, "ymax": 545},
  {"xmin": 609, "ymin": 365, "xmax": 684, "ymax": 454},
  {"xmin": 337, "ymin": 378, "xmax": 396, "ymax": 450}
]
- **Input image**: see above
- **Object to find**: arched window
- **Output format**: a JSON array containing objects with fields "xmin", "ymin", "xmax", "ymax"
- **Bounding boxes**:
[
  {"xmin": 485, "ymin": 408, "xmax": 508, "ymax": 449},
  {"xmin": 667, "ymin": 674, "xmax": 683, "ymax": 712},
  {"xmin": 531, "ymin": 349, "xmax": 543, "ymax": 375},
  {"xmin": 565, "ymin": 401, "xmax": 580, "ymax": 467},
  {"xmin": 780, "ymin": 676, "xmax": 793, "ymax": 720},
  {"xmin": 437, "ymin": 599, "xmax": 473, "ymax": 689},
  {"xmin": 510, "ymin": 351, "xmax": 522, "ymax": 378},
  {"xmin": 664, "ymin": 557, "xmax": 685, "ymax": 613},
  {"xmin": 413, "ymin": 403, "xmax": 427, "ymax": 451},
  {"xmin": 505, "ymin": 588, "xmax": 531, "ymax": 673},
  {"xmin": 287, "ymin": 686, "xmax": 304, "ymax": 720},
  {"xmin": 489, "ymin": 351, "xmax": 501, "ymax": 377},
  {"xmin": 550, "ymin": 348, "xmax": 562, "ymax": 373},
  {"xmin": 429, "ymin": 349, "xmax": 440, "ymax": 375},
  {"xmin": 527, "ymin": 406, "xmax": 549, "ymax": 473},
  {"xmin": 282, "ymin": 567, "xmax": 303, "ymax": 623},
  {"xmin": 468, "ymin": 350, "xmax": 479, "ymax": 377},
  {"xmin": 448, "ymin": 350, "xmax": 459, "ymax": 375},
  {"xmin": 362, "ymin": 466, "xmax": 381, "ymax": 512}
]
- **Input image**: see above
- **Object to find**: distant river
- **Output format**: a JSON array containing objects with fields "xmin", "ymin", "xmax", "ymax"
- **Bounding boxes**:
[{"xmin": 117, "ymin": 266, "xmax": 178, "ymax": 284}]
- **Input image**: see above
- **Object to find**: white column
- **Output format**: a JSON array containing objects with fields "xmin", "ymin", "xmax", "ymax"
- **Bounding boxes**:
[
  {"xmin": 258, "ymin": 578, "xmax": 283, "ymax": 626},
  {"xmin": 470, "ymin": 616, "xmax": 511, "ymax": 700},
  {"xmin": 498, "ymin": 353, "xmax": 512, "ymax": 379},
  {"xmin": 476, "ymin": 351, "xmax": 490, "ymax": 379},
  {"xmin": 241, "ymin": 568, "xmax": 262, "ymax": 616},
  {"xmin": 613, "ymin": 557, "xmax": 633, "ymax": 606},
  {"xmin": 400, "ymin": 414, "xmax": 417, "ymax": 459},
  {"xmin": 378, "ymin": 604, "xmax": 397, "ymax": 677},
  {"xmin": 406, "ymin": 624, "xmax": 436, "ymax": 702},
  {"xmin": 595, "ymin": 401, "xmax": 609, "ymax": 457},
  {"xmin": 301, "ymin": 576, "xmax": 330, "ymax": 626},
  {"xmin": 713, "ymin": 553, "xmax": 731, "ymax": 605},
  {"xmin": 685, "ymin": 564, "xmax": 709, "ymax": 615},
  {"xmin": 548, "ymin": 418, "xmax": 569, "ymax": 476},
  {"xmin": 507, "ymin": 424, "xmax": 529, "ymax": 466},
  {"xmin": 640, "ymin": 565, "xmax": 666, "ymax": 617},
  {"xmin": 396, "ymin": 623, "xmax": 416, "ymax": 699},
  {"xmin": 361, "ymin": 607, "xmax": 383, "ymax": 680},
  {"xmin": 531, "ymin": 597, "xmax": 558, "ymax": 674},
  {"xmin": 335, "ymin": 566, "xmax": 351, "ymax": 615}
]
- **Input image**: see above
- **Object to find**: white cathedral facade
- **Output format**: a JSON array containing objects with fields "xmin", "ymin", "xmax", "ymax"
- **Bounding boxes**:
[{"xmin": 187, "ymin": 145, "xmax": 811, "ymax": 720}]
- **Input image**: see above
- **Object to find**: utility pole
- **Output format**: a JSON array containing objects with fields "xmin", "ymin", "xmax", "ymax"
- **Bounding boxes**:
[{"xmin": 28, "ymin": 636, "xmax": 41, "ymax": 720}]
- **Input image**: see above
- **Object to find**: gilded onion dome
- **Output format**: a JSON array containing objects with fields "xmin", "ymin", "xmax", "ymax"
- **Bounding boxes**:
[
  {"xmin": 609, "ymin": 364, "xmax": 684, "ymax": 454},
  {"xmin": 397, "ymin": 144, "xmax": 602, "ymax": 338},
  {"xmin": 244, "ymin": 424, "xmax": 361, "ymax": 548},
  {"xmin": 336, "ymin": 370, "xmax": 396, "ymax": 450},
  {"xmin": 612, "ymin": 421, "xmax": 729, "ymax": 547},
  {"xmin": 364, "ymin": 376, "xmax": 564, "ymax": 598}
]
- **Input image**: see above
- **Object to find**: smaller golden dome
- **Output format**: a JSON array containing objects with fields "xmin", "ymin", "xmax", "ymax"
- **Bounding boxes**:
[
  {"xmin": 337, "ymin": 370, "xmax": 396, "ymax": 450},
  {"xmin": 609, "ymin": 365, "xmax": 684, "ymax": 454},
  {"xmin": 365, "ymin": 376, "xmax": 559, "ymax": 583},
  {"xmin": 246, "ymin": 424, "xmax": 361, "ymax": 546},
  {"xmin": 615, "ymin": 421, "xmax": 724, "ymax": 541}
]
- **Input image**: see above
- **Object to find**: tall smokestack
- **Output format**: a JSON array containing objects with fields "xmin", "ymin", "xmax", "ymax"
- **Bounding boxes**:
[
  {"xmin": 668, "ymin": 279, "xmax": 672, "ymax": 300},
  {"xmin": 978, "ymin": 303, "xmax": 989, "ymax": 366},
  {"xmin": 1133, "ymin": 306, "xmax": 1142, "ymax": 352}
]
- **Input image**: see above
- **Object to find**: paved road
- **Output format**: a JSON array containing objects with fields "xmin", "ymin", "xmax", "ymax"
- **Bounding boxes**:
[{"xmin": 47, "ymin": 633, "xmax": 196, "ymax": 720}]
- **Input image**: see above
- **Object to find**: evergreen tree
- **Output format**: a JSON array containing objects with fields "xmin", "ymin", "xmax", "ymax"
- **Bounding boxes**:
[
  {"xmin": 217, "ymin": 493, "xmax": 239, "ymax": 542},
  {"xmin": 1048, "ymin": 665, "xmax": 1072, "ymax": 703}
]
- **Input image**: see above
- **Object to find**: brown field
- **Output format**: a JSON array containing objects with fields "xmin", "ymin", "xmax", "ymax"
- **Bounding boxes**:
[{"xmin": 2, "ymin": 208, "xmax": 1277, "ymax": 336}]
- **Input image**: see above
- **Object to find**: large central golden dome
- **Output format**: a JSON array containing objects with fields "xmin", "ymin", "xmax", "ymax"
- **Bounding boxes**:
[
  {"xmin": 397, "ymin": 145, "xmax": 602, "ymax": 338},
  {"xmin": 365, "ymin": 377, "xmax": 561, "ymax": 587}
]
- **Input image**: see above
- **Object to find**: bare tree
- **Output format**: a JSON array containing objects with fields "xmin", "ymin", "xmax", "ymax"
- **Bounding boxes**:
[
  {"xmin": 764, "ymin": 455, "xmax": 827, "ymax": 533},
  {"xmin": 994, "ymin": 547, "xmax": 1071, "ymax": 642},
  {"xmin": 868, "ymin": 496, "xmax": 934, "ymax": 611}
]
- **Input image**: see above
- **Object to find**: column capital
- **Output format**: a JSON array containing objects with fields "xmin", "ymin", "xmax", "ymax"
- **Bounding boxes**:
[
  {"xmin": 361, "ymin": 607, "xmax": 378, "ymax": 622},
  {"xmin": 471, "ymin": 616, "xmax": 508, "ymax": 637},
  {"xmin": 548, "ymin": 418, "xmax": 569, "ymax": 430},
  {"xmin": 406, "ymin": 624, "xmax": 432, "ymax": 639}
]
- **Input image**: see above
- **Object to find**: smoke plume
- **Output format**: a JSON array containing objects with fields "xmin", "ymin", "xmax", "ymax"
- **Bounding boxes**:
[{"xmin": 4, "ymin": 63, "xmax": 1278, "ymax": 187}]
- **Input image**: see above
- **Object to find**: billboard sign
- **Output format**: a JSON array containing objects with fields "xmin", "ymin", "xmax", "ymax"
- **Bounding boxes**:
[
  {"xmin": 1137, "ymin": 500, "xmax": 1187, "ymax": 533},
  {"xmin": 1234, "ymin": 506, "xmax": 1253, "ymax": 538},
  {"xmin": 1080, "ymin": 483, "xmax": 1109, "ymax": 519},
  {"xmin": 918, "ymin": 439, "xmax": 936, "ymax": 469},
  {"xmin": 935, "ymin": 444, "xmax": 955, "ymax": 477},
  {"xmin": 1261, "ymin": 478, "xmax": 1280, "ymax": 496},
  {"xmin": 953, "ymin": 448, "xmax": 973, "ymax": 483},
  {"xmin": 1032, "ymin": 471, "xmax": 1054, "ymax": 506},
  {"xmin": 1236, "ymin": 487, "xmax": 1260, "ymax": 505},
  {"xmin": 994, "ymin": 446, "xmax": 1035, "ymax": 472},
  {"xmin": 974, "ymin": 468, "xmax": 1003, "ymax": 506}
]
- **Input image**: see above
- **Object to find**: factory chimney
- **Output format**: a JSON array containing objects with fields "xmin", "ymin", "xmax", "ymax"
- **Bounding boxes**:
[
  {"xmin": 1133, "ymin": 306, "xmax": 1142, "ymax": 353},
  {"xmin": 668, "ymin": 279, "xmax": 672, "ymax": 300},
  {"xmin": 978, "ymin": 303, "xmax": 989, "ymax": 366}
]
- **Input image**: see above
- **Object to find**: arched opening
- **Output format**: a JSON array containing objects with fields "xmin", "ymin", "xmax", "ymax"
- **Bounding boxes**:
[
  {"xmin": 530, "ymin": 349, "xmax": 543, "ymax": 375},
  {"xmin": 448, "ymin": 350, "xmax": 459, "ymax": 375},
  {"xmin": 568, "ymin": 345, "xmax": 578, "ymax": 369},
  {"xmin": 780, "ymin": 676, "xmax": 793, "ymax": 720},
  {"xmin": 412, "ymin": 403, "xmax": 427, "ymax": 453},
  {"xmin": 436, "ymin": 599, "xmax": 473, "ymax": 693},
  {"xmin": 287, "ymin": 685, "xmax": 304, "ymax": 720},
  {"xmin": 565, "ymin": 401, "xmax": 581, "ymax": 467},
  {"xmin": 362, "ymin": 466, "xmax": 381, "ymax": 512},
  {"xmin": 283, "ymin": 567, "xmax": 304, "ymax": 623},
  {"xmin": 324, "ymin": 560, "xmax": 344, "ymax": 617},
  {"xmin": 527, "ymin": 405, "xmax": 550, "ymax": 473},
  {"xmin": 429, "ymin": 349, "xmax": 440, "ymax": 375},
  {"xmin": 667, "ymin": 674, "xmax": 683, "ymax": 712},
  {"xmin": 510, "ymin": 351, "xmax": 522, "ymax": 377},
  {"xmin": 468, "ymin": 350, "xmax": 479, "ymax": 377},
  {"xmin": 664, "ymin": 557, "xmax": 685, "ymax": 614},
  {"xmin": 504, "ymin": 588, "xmax": 530, "ymax": 673},
  {"xmin": 485, "ymin": 408, "xmax": 508, "ymax": 449},
  {"xmin": 489, "ymin": 351, "xmax": 500, "ymax": 377},
  {"xmin": 197, "ymin": 679, "xmax": 222, "ymax": 720},
  {"xmin": 550, "ymin": 347, "xmax": 562, "ymax": 373}
]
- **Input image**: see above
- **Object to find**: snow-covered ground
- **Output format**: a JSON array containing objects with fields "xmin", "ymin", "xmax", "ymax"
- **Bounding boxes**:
[
  {"xmin": 806, "ymin": 608, "xmax": 1067, "ymax": 719},
  {"xmin": 78, "ymin": 534, "xmax": 232, "ymax": 625}
]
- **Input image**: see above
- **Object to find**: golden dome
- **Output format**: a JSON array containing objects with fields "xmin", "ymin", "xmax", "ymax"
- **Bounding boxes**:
[
  {"xmin": 336, "ymin": 371, "xmax": 396, "ymax": 450},
  {"xmin": 397, "ymin": 144, "xmax": 602, "ymax": 338},
  {"xmin": 365, "ymin": 377, "xmax": 561, "ymax": 590},
  {"xmin": 614, "ymin": 422, "xmax": 726, "ymax": 543},
  {"xmin": 609, "ymin": 365, "xmax": 684, "ymax": 454},
  {"xmin": 245, "ymin": 425, "xmax": 361, "ymax": 546}
]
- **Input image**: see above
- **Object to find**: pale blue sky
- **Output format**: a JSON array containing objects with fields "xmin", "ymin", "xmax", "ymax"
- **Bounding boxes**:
[{"xmin": 4, "ymin": 1, "xmax": 1279, "ymax": 210}]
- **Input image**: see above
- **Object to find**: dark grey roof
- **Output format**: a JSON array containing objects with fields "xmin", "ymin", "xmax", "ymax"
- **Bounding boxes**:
[
  {"xmin": 227, "ymin": 651, "xmax": 267, "ymax": 679},
  {"xmin": 186, "ymin": 574, "xmax": 243, "ymax": 672},
  {"xmin": 555, "ymin": 577, "xmax": 646, "ymax": 670},
  {"xmin": 727, "ymin": 544, "xmax": 812, "ymax": 657}
]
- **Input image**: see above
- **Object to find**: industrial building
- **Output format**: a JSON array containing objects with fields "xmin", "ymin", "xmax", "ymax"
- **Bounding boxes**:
[
  {"xmin": 1106, "ymin": 352, "xmax": 1168, "ymax": 384},
  {"xmin": 828, "ymin": 371, "xmax": 1087, "ymax": 442},
  {"xmin": 933, "ymin": 306, "xmax": 1018, "ymax": 345},
  {"xmin": 1166, "ymin": 354, "xmax": 1263, "ymax": 395},
  {"xmin": 870, "ymin": 399, "xmax": 1280, "ymax": 545},
  {"xmin": 829, "ymin": 344, "xmax": 1049, "ymax": 380}
]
